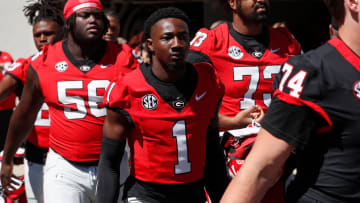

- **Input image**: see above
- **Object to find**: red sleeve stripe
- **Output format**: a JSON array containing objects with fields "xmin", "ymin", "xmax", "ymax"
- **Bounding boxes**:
[{"xmin": 274, "ymin": 89, "xmax": 333, "ymax": 132}]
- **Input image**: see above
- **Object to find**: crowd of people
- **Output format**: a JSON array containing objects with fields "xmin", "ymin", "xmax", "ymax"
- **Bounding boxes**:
[{"xmin": 0, "ymin": 0, "xmax": 358, "ymax": 202}]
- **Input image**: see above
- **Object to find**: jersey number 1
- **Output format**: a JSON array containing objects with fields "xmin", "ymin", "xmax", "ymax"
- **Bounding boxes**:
[{"xmin": 172, "ymin": 120, "xmax": 192, "ymax": 174}]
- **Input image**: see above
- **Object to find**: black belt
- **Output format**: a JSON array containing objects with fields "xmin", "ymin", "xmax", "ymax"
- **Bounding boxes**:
[{"xmin": 25, "ymin": 141, "xmax": 48, "ymax": 165}]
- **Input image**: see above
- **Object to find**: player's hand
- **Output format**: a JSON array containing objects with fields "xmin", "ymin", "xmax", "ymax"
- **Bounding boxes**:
[
  {"xmin": 250, "ymin": 105, "xmax": 264, "ymax": 124},
  {"xmin": 0, "ymin": 162, "xmax": 19, "ymax": 193},
  {"xmin": 233, "ymin": 105, "xmax": 264, "ymax": 128}
]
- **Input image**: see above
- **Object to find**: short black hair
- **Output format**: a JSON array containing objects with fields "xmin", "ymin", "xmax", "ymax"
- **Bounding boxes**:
[
  {"xmin": 23, "ymin": 0, "xmax": 64, "ymax": 27},
  {"xmin": 143, "ymin": 7, "xmax": 191, "ymax": 39}
]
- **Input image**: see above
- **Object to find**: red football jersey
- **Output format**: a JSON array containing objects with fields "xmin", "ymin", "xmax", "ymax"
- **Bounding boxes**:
[
  {"xmin": 6, "ymin": 57, "xmax": 30, "ymax": 84},
  {"xmin": 30, "ymin": 40, "xmax": 139, "ymax": 161},
  {"xmin": 104, "ymin": 63, "xmax": 224, "ymax": 184},
  {"xmin": 0, "ymin": 51, "xmax": 16, "ymax": 110},
  {"xmin": 189, "ymin": 23, "xmax": 301, "ymax": 117},
  {"xmin": 6, "ymin": 56, "xmax": 50, "ymax": 148}
]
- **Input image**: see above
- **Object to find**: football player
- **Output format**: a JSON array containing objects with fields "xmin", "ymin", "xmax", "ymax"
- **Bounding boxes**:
[
  {"xmin": 187, "ymin": 0, "xmax": 301, "ymax": 130},
  {"xmin": 0, "ymin": 0, "xmax": 139, "ymax": 202},
  {"xmin": 0, "ymin": 1, "xmax": 64, "ymax": 202},
  {"xmin": 221, "ymin": 0, "xmax": 360, "ymax": 202},
  {"xmin": 187, "ymin": 0, "xmax": 302, "ymax": 202},
  {"xmin": 96, "ymin": 7, "xmax": 229, "ymax": 203},
  {"xmin": 103, "ymin": 10, "xmax": 121, "ymax": 44}
]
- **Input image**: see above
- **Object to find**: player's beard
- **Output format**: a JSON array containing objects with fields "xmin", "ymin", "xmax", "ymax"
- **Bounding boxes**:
[{"xmin": 237, "ymin": 2, "xmax": 270, "ymax": 23}]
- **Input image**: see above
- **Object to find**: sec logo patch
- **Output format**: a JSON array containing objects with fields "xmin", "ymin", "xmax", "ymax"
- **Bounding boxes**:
[
  {"xmin": 142, "ymin": 94, "xmax": 158, "ymax": 110},
  {"xmin": 55, "ymin": 61, "xmax": 68, "ymax": 72},
  {"xmin": 228, "ymin": 46, "xmax": 243, "ymax": 60},
  {"xmin": 353, "ymin": 81, "xmax": 360, "ymax": 100}
]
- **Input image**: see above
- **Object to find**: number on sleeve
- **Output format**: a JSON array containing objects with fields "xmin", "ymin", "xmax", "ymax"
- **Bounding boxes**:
[
  {"xmin": 172, "ymin": 120, "xmax": 191, "ymax": 174},
  {"xmin": 287, "ymin": 70, "xmax": 307, "ymax": 98},
  {"xmin": 190, "ymin": 32, "xmax": 208, "ymax": 47},
  {"xmin": 7, "ymin": 62, "xmax": 21, "ymax": 72},
  {"xmin": 279, "ymin": 63, "xmax": 294, "ymax": 91},
  {"xmin": 279, "ymin": 63, "xmax": 308, "ymax": 98}
]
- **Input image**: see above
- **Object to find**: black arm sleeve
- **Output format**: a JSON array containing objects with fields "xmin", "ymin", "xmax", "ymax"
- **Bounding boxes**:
[
  {"xmin": 96, "ymin": 136, "xmax": 126, "ymax": 203},
  {"xmin": 203, "ymin": 113, "xmax": 230, "ymax": 203},
  {"xmin": 262, "ymin": 97, "xmax": 325, "ymax": 150}
]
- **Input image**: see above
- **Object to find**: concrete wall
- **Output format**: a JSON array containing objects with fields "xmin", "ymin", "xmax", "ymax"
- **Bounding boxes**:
[{"xmin": 0, "ymin": 0, "xmax": 37, "ymax": 61}]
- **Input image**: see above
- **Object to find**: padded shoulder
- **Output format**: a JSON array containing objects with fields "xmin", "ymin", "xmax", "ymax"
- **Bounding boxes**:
[
  {"xmin": 269, "ymin": 26, "xmax": 302, "ymax": 55},
  {"xmin": 275, "ymin": 43, "xmax": 335, "ymax": 103}
]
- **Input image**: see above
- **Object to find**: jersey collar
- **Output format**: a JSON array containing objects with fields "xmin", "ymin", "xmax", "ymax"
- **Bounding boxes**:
[{"xmin": 329, "ymin": 37, "xmax": 360, "ymax": 72}]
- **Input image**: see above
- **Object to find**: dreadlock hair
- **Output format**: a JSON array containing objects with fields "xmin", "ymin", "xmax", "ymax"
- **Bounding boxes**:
[
  {"xmin": 64, "ymin": 11, "xmax": 109, "ymax": 38},
  {"xmin": 143, "ymin": 7, "xmax": 191, "ymax": 40},
  {"xmin": 23, "ymin": 0, "xmax": 64, "ymax": 27}
]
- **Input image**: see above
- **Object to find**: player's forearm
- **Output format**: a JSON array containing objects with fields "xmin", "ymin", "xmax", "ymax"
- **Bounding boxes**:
[
  {"xmin": 220, "ymin": 162, "xmax": 275, "ymax": 203},
  {"xmin": 2, "ymin": 103, "xmax": 39, "ymax": 164},
  {"xmin": 219, "ymin": 113, "xmax": 236, "ymax": 129},
  {"xmin": 0, "ymin": 75, "xmax": 18, "ymax": 102},
  {"xmin": 96, "ymin": 136, "xmax": 126, "ymax": 203},
  {"xmin": 204, "ymin": 117, "xmax": 230, "ymax": 202},
  {"xmin": 219, "ymin": 113, "xmax": 247, "ymax": 129}
]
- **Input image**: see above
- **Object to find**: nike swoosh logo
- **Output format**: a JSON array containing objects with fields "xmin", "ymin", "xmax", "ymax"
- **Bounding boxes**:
[
  {"xmin": 100, "ymin": 64, "xmax": 112, "ymax": 69},
  {"xmin": 195, "ymin": 91, "xmax": 207, "ymax": 101},
  {"xmin": 270, "ymin": 48, "xmax": 280, "ymax": 53}
]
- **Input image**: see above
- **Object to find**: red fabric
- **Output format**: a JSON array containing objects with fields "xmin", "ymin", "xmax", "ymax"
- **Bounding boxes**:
[
  {"xmin": 6, "ymin": 56, "xmax": 50, "ymax": 148},
  {"xmin": 329, "ymin": 37, "xmax": 360, "ymax": 72},
  {"xmin": 6, "ymin": 57, "xmax": 30, "ymax": 84},
  {"xmin": 190, "ymin": 24, "xmax": 301, "ymax": 118},
  {"xmin": 63, "ymin": 0, "xmax": 103, "ymax": 19},
  {"xmin": 274, "ymin": 89, "xmax": 333, "ymax": 132},
  {"xmin": 30, "ymin": 41, "xmax": 138, "ymax": 162},
  {"xmin": 5, "ymin": 176, "xmax": 26, "ymax": 203},
  {"xmin": 104, "ymin": 62, "xmax": 224, "ymax": 184},
  {"xmin": 225, "ymin": 128, "xmax": 285, "ymax": 203},
  {"xmin": 262, "ymin": 181, "xmax": 285, "ymax": 203},
  {"xmin": 0, "ymin": 51, "xmax": 16, "ymax": 110}
]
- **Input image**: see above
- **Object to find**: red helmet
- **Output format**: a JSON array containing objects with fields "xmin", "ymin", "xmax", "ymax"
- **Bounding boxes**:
[{"xmin": 221, "ymin": 121, "xmax": 260, "ymax": 178}]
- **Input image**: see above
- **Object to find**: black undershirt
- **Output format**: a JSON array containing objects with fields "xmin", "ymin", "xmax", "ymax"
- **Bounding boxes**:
[
  {"xmin": 62, "ymin": 39, "xmax": 107, "ymax": 73},
  {"xmin": 228, "ymin": 22, "xmax": 269, "ymax": 59},
  {"xmin": 140, "ymin": 63, "xmax": 198, "ymax": 113}
]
